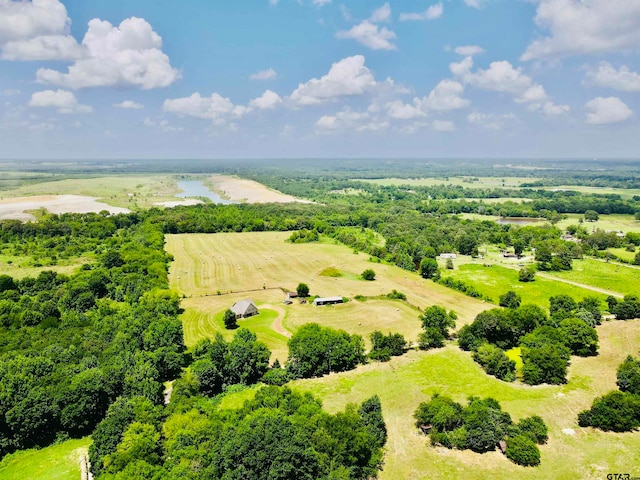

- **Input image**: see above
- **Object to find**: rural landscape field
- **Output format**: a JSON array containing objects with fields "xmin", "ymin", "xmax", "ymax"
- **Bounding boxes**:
[
  {"xmin": 2, "ymin": 2, "xmax": 640, "ymax": 478},
  {"xmin": 1, "ymin": 158, "xmax": 640, "ymax": 480}
]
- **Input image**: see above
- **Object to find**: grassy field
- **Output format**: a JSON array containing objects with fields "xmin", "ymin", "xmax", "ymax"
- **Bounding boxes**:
[
  {"xmin": 356, "ymin": 176, "xmax": 536, "ymax": 189},
  {"xmin": 0, "ymin": 437, "xmax": 90, "ymax": 480},
  {"xmin": 440, "ymin": 263, "xmax": 607, "ymax": 307},
  {"xmin": 181, "ymin": 293, "xmax": 424, "ymax": 363},
  {"xmin": 540, "ymin": 185, "xmax": 640, "ymax": 199},
  {"xmin": 0, "ymin": 253, "xmax": 90, "ymax": 280},
  {"xmin": 165, "ymin": 232, "xmax": 490, "ymax": 324},
  {"xmin": 168, "ymin": 231, "xmax": 640, "ymax": 479},
  {"xmin": 0, "ymin": 175, "xmax": 179, "ymax": 209},
  {"xmin": 557, "ymin": 214, "xmax": 640, "ymax": 234},
  {"xmin": 543, "ymin": 258, "xmax": 640, "ymax": 297},
  {"xmin": 169, "ymin": 232, "xmax": 491, "ymax": 361},
  {"xmin": 220, "ymin": 319, "xmax": 640, "ymax": 480},
  {"xmin": 608, "ymin": 247, "xmax": 637, "ymax": 262}
]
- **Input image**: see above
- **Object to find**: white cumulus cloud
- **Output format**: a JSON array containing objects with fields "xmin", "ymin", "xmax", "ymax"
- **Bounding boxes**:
[
  {"xmin": 250, "ymin": 68, "xmax": 277, "ymax": 81},
  {"xmin": 431, "ymin": 120, "xmax": 455, "ymax": 132},
  {"xmin": 451, "ymin": 56, "xmax": 568, "ymax": 115},
  {"xmin": 312, "ymin": 0, "xmax": 331, "ymax": 6},
  {"xmin": 289, "ymin": 55, "xmax": 377, "ymax": 106},
  {"xmin": 464, "ymin": 0, "xmax": 487, "ymax": 8},
  {"xmin": 399, "ymin": 3, "xmax": 443, "ymax": 21},
  {"xmin": 316, "ymin": 108, "xmax": 389, "ymax": 133},
  {"xmin": 585, "ymin": 97, "xmax": 633, "ymax": 125},
  {"xmin": 113, "ymin": 100, "xmax": 143, "ymax": 109},
  {"xmin": 522, "ymin": 0, "xmax": 640, "ymax": 61},
  {"xmin": 0, "ymin": 0, "xmax": 85, "ymax": 61},
  {"xmin": 36, "ymin": 17, "xmax": 179, "ymax": 90},
  {"xmin": 586, "ymin": 62, "xmax": 640, "ymax": 92},
  {"xmin": 29, "ymin": 89, "xmax": 92, "ymax": 114},
  {"xmin": 163, "ymin": 92, "xmax": 248, "ymax": 123},
  {"xmin": 249, "ymin": 90, "xmax": 282, "ymax": 110},
  {"xmin": 336, "ymin": 21, "xmax": 396, "ymax": 51}
]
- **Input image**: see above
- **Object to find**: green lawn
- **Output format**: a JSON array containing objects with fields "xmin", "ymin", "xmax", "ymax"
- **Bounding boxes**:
[
  {"xmin": 607, "ymin": 247, "xmax": 638, "ymax": 263},
  {"xmin": 0, "ymin": 438, "xmax": 90, "ymax": 480},
  {"xmin": 181, "ymin": 304, "xmax": 289, "ymax": 361},
  {"xmin": 543, "ymin": 258, "xmax": 639, "ymax": 297},
  {"xmin": 441, "ymin": 263, "xmax": 605, "ymax": 307},
  {"xmin": 557, "ymin": 214, "xmax": 640, "ymax": 234}
]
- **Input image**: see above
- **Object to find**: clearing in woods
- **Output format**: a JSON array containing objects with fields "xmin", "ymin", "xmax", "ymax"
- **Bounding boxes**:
[
  {"xmin": 0, "ymin": 437, "xmax": 90, "ymax": 480},
  {"xmin": 166, "ymin": 232, "xmax": 491, "ymax": 359}
]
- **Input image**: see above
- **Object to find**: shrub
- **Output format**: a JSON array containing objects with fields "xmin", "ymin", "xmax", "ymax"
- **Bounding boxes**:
[
  {"xmin": 558, "ymin": 318, "xmax": 599, "ymax": 356},
  {"xmin": 296, "ymin": 282, "xmax": 310, "ymax": 298},
  {"xmin": 578, "ymin": 391, "xmax": 640, "ymax": 432},
  {"xmin": 617, "ymin": 355, "xmax": 640, "ymax": 395},
  {"xmin": 369, "ymin": 331, "xmax": 407, "ymax": 361},
  {"xmin": 386, "ymin": 289, "xmax": 406, "ymax": 300},
  {"xmin": 515, "ymin": 415, "xmax": 548, "ymax": 444},
  {"xmin": 414, "ymin": 394, "xmax": 464, "ymax": 432},
  {"xmin": 505, "ymin": 435, "xmax": 541, "ymax": 467},
  {"xmin": 518, "ymin": 267, "xmax": 535, "ymax": 282},
  {"xmin": 472, "ymin": 344, "xmax": 516, "ymax": 382},
  {"xmin": 499, "ymin": 291, "xmax": 522, "ymax": 309},
  {"xmin": 521, "ymin": 342, "xmax": 570, "ymax": 385},
  {"xmin": 223, "ymin": 309, "xmax": 237, "ymax": 329},
  {"xmin": 361, "ymin": 269, "xmax": 376, "ymax": 281}
]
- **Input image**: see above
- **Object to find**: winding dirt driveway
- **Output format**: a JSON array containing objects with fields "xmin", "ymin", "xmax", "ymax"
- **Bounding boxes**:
[{"xmin": 261, "ymin": 304, "xmax": 291, "ymax": 338}]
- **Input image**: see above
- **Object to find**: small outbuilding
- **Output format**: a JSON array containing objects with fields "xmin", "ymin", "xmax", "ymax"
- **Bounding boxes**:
[
  {"xmin": 439, "ymin": 253, "xmax": 457, "ymax": 259},
  {"xmin": 231, "ymin": 299, "xmax": 259, "ymax": 319},
  {"xmin": 313, "ymin": 296, "xmax": 344, "ymax": 306}
]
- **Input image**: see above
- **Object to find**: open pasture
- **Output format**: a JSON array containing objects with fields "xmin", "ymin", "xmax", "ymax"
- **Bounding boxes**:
[
  {"xmin": 440, "ymin": 263, "xmax": 609, "ymax": 306},
  {"xmin": 540, "ymin": 185, "xmax": 640, "ymax": 199},
  {"xmin": 557, "ymin": 214, "xmax": 640, "ymax": 234},
  {"xmin": 165, "ymin": 232, "xmax": 490, "ymax": 325},
  {"xmin": 544, "ymin": 258, "xmax": 640, "ymax": 297},
  {"xmin": 0, "ymin": 175, "xmax": 179, "ymax": 209},
  {"xmin": 181, "ymin": 293, "xmax": 423, "ymax": 362},
  {"xmin": 0, "ymin": 437, "xmax": 90, "ymax": 480},
  {"xmin": 221, "ymin": 319, "xmax": 640, "ymax": 479}
]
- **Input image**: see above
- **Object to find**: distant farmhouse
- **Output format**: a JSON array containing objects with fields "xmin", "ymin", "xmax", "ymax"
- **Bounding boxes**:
[
  {"xmin": 231, "ymin": 299, "xmax": 258, "ymax": 319},
  {"xmin": 313, "ymin": 296, "xmax": 344, "ymax": 306},
  {"xmin": 439, "ymin": 253, "xmax": 457, "ymax": 259}
]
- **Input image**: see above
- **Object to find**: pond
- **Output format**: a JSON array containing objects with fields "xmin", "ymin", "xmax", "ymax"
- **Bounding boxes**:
[
  {"xmin": 176, "ymin": 180, "xmax": 236, "ymax": 205},
  {"xmin": 496, "ymin": 217, "xmax": 546, "ymax": 225}
]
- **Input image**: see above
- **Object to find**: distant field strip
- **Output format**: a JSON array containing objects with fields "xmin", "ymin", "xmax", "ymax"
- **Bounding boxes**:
[{"xmin": 442, "ymin": 264, "xmax": 609, "ymax": 306}]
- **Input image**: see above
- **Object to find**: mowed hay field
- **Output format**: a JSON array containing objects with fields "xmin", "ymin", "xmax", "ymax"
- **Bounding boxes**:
[{"xmin": 166, "ymin": 232, "xmax": 491, "ymax": 357}]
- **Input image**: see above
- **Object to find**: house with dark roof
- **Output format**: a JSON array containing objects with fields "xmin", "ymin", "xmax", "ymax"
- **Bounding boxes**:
[{"xmin": 231, "ymin": 299, "xmax": 259, "ymax": 318}]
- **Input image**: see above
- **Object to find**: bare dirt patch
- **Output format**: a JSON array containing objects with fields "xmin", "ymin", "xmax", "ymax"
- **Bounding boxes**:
[
  {"xmin": 208, "ymin": 175, "xmax": 311, "ymax": 204},
  {"xmin": 0, "ymin": 195, "xmax": 130, "ymax": 220}
]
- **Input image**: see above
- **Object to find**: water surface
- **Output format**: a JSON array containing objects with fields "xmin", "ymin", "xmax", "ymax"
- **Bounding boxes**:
[{"xmin": 176, "ymin": 180, "xmax": 235, "ymax": 205}]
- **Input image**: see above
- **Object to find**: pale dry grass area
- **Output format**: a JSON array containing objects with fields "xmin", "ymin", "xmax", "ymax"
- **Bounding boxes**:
[
  {"xmin": 165, "ymin": 232, "xmax": 490, "ymax": 325},
  {"xmin": 207, "ymin": 175, "xmax": 311, "ymax": 203},
  {"xmin": 0, "ymin": 194, "xmax": 129, "ymax": 220}
]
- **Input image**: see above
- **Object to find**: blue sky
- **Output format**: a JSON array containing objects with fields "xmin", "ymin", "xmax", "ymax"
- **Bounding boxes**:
[{"xmin": 1, "ymin": 0, "xmax": 640, "ymax": 159}]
